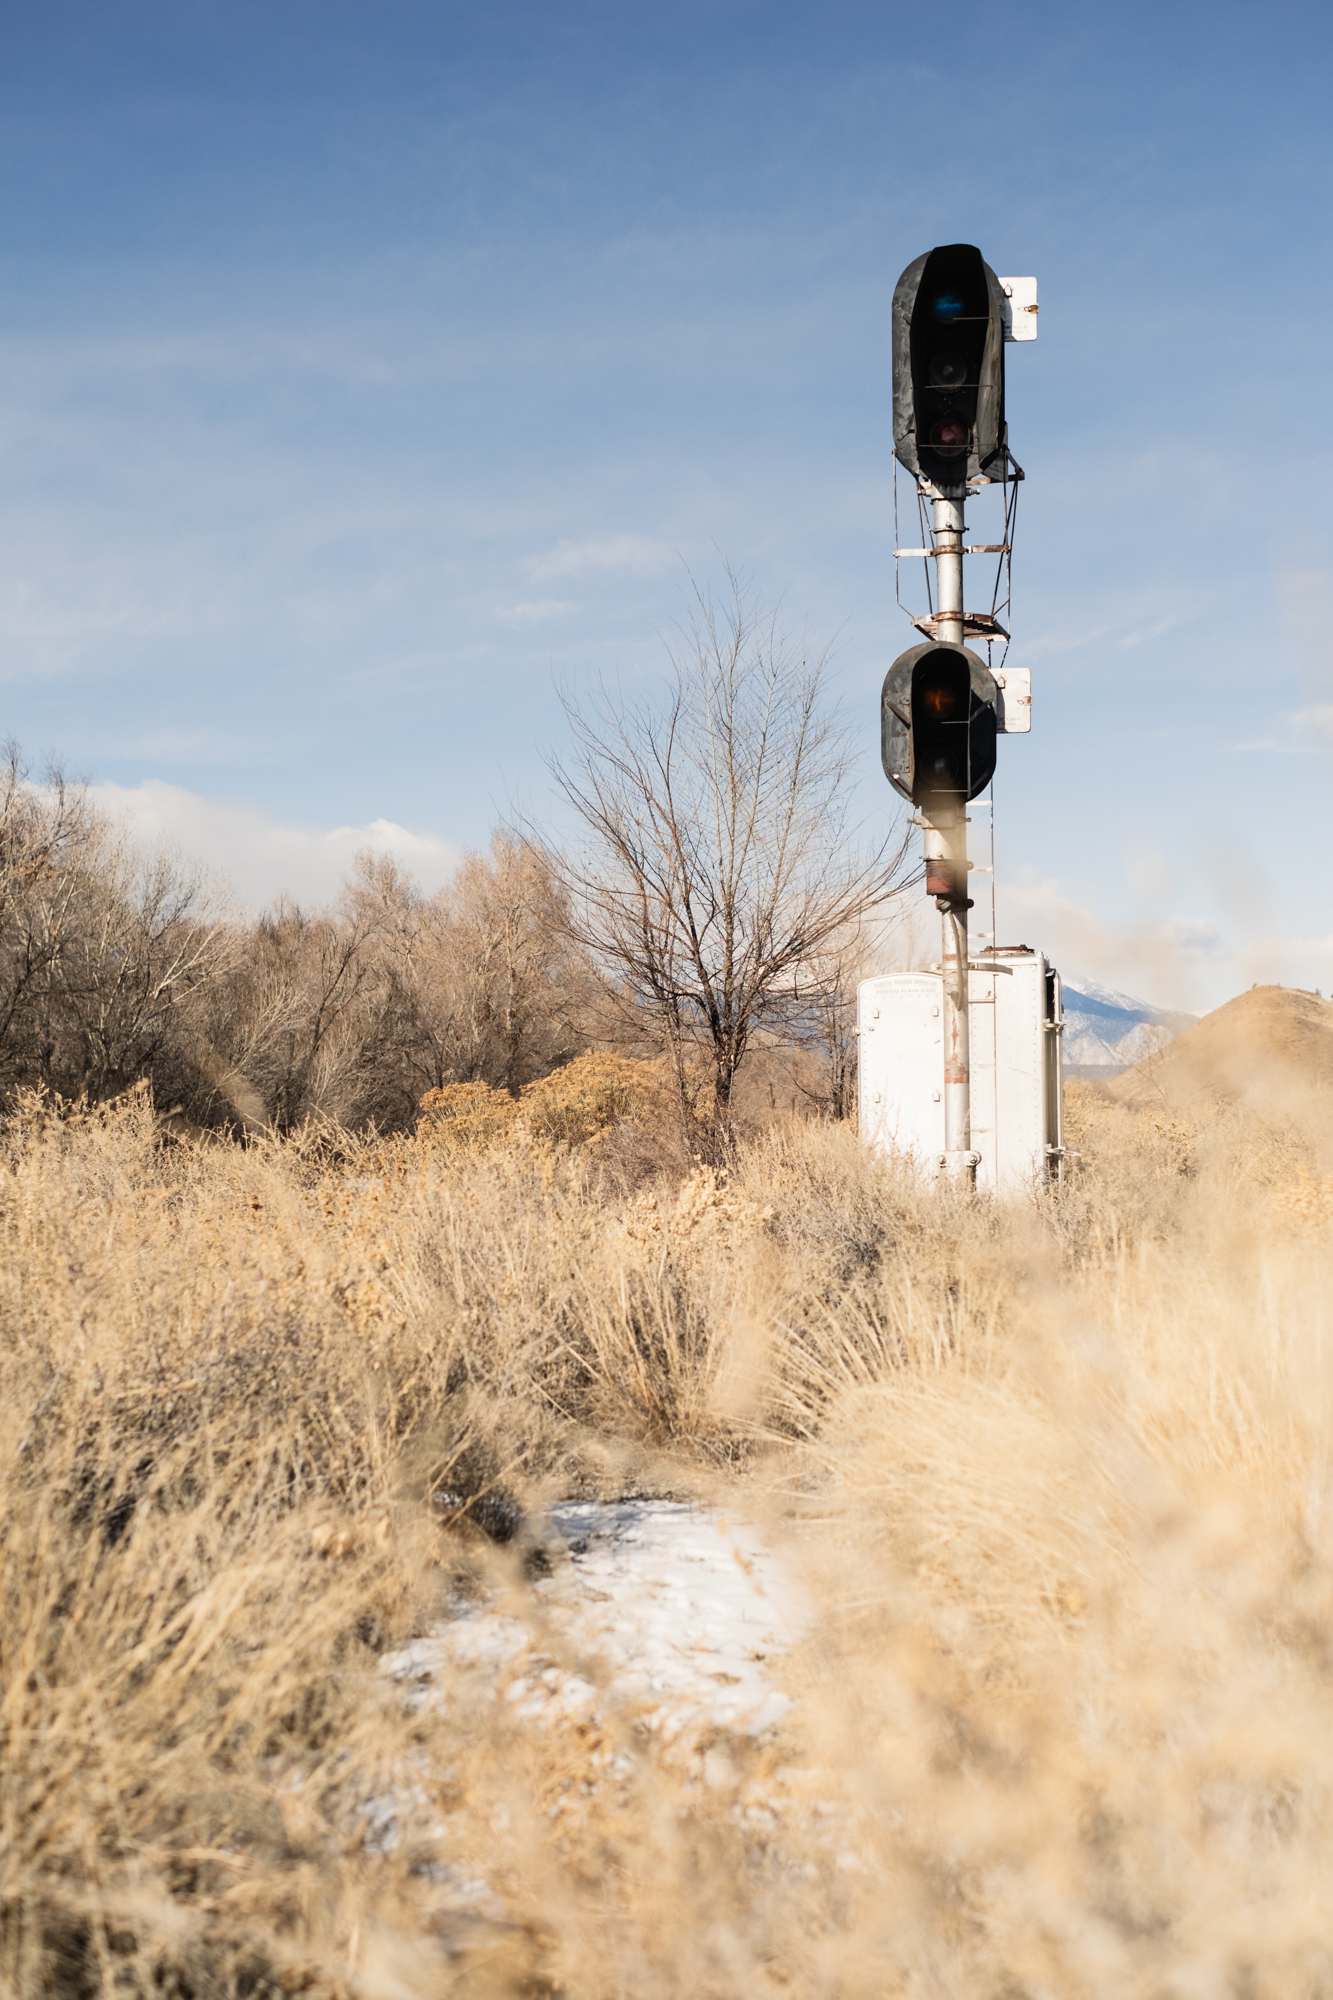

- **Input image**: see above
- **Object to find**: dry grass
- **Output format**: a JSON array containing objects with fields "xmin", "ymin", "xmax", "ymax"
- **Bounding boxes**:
[{"xmin": 3, "ymin": 1070, "xmax": 1333, "ymax": 1994}]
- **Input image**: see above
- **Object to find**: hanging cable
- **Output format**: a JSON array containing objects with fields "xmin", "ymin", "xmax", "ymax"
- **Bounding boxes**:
[
  {"xmin": 893, "ymin": 461, "xmax": 905, "ymax": 621},
  {"xmin": 987, "ymin": 775, "xmax": 999, "ymax": 963},
  {"xmin": 987, "ymin": 468, "xmax": 1019, "ymax": 670},
  {"xmin": 894, "ymin": 454, "xmax": 1020, "ymax": 649},
  {"xmin": 987, "ymin": 777, "xmax": 1000, "ymax": 1173}
]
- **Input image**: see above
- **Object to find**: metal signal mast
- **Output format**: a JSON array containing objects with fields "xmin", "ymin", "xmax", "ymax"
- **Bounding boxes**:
[{"xmin": 883, "ymin": 244, "xmax": 1036, "ymax": 1185}]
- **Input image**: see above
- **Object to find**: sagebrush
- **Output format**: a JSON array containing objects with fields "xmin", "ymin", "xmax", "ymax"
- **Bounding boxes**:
[{"xmin": 2, "ymin": 1079, "xmax": 1332, "ymax": 1995}]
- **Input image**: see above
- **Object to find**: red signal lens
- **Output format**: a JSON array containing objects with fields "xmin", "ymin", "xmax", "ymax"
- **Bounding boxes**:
[{"xmin": 929, "ymin": 416, "xmax": 969, "ymax": 456}]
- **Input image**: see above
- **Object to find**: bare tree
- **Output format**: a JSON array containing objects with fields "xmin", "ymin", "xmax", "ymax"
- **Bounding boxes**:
[
  {"xmin": 541, "ymin": 580, "xmax": 913, "ymax": 1146},
  {"xmin": 204, "ymin": 900, "xmax": 376, "ymax": 1133},
  {"xmin": 0, "ymin": 747, "xmax": 234, "ymax": 1109},
  {"xmin": 0, "ymin": 747, "xmax": 96, "ymax": 1092},
  {"xmin": 790, "ymin": 924, "xmax": 871, "ymax": 1123},
  {"xmin": 445, "ymin": 833, "xmax": 588, "ymax": 1097},
  {"xmin": 335, "ymin": 837, "xmax": 588, "ymax": 1128},
  {"xmin": 43, "ymin": 841, "xmax": 229, "ymax": 1102}
]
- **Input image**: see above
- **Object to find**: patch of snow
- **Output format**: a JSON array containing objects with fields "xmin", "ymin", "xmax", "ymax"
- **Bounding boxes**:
[
  {"xmin": 368, "ymin": 1506, "xmax": 856, "ymax": 1918},
  {"xmin": 383, "ymin": 1500, "xmax": 808, "ymax": 1742}
]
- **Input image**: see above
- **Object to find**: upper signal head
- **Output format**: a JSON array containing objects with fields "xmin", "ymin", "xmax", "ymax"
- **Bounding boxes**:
[{"xmin": 891, "ymin": 244, "xmax": 1009, "ymax": 492}]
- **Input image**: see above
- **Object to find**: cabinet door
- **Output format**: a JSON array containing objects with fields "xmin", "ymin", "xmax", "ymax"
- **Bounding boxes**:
[{"xmin": 857, "ymin": 975, "xmax": 946, "ymax": 1168}]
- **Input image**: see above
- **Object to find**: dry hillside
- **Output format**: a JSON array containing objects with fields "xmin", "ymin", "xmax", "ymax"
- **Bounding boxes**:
[{"xmin": 1112, "ymin": 983, "xmax": 1333, "ymax": 1133}]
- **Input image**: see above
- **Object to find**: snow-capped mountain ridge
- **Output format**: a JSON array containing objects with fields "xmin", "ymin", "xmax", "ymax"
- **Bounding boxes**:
[
  {"xmin": 1060, "ymin": 975, "xmax": 1195, "ymax": 1074},
  {"xmin": 1065, "ymin": 975, "xmax": 1165, "ymax": 1018}
]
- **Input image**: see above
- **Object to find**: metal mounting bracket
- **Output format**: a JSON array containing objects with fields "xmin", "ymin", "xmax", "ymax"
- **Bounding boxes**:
[
  {"xmin": 894, "ymin": 543, "xmax": 1011, "ymax": 559},
  {"xmin": 911, "ymin": 611, "xmax": 1010, "ymax": 644}
]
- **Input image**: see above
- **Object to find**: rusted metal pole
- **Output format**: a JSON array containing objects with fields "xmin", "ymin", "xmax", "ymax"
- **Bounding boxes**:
[{"xmin": 929, "ymin": 492, "xmax": 977, "ymax": 1185}]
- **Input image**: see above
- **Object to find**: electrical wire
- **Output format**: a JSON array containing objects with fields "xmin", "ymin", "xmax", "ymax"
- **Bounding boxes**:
[
  {"xmin": 987, "ymin": 469, "xmax": 1019, "ymax": 670},
  {"xmin": 893, "ymin": 458, "xmax": 1021, "ymax": 652},
  {"xmin": 987, "ymin": 785, "xmax": 1000, "ymax": 1175},
  {"xmin": 893, "ymin": 461, "xmax": 905, "ymax": 621}
]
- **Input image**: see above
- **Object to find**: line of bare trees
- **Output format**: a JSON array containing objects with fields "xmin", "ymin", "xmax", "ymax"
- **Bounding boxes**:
[
  {"xmin": 0, "ymin": 585, "xmax": 909, "ymax": 1142},
  {"xmin": 0, "ymin": 746, "xmax": 587, "ymax": 1135}
]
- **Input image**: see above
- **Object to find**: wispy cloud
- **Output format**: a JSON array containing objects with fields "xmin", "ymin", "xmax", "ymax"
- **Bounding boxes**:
[
  {"xmin": 1115, "ymin": 610, "xmax": 1198, "ymax": 652},
  {"xmin": 1276, "ymin": 565, "xmax": 1333, "ymax": 655},
  {"xmin": 0, "ymin": 552, "xmax": 225, "ymax": 678},
  {"xmin": 990, "ymin": 866, "xmax": 1333, "ymax": 1012},
  {"xmin": 75, "ymin": 729, "xmax": 265, "ymax": 767},
  {"xmin": 1225, "ymin": 703, "xmax": 1333, "ymax": 753},
  {"xmin": 1021, "ymin": 593, "xmax": 1207, "ymax": 665},
  {"xmin": 525, "ymin": 533, "xmax": 677, "ymax": 584},
  {"xmin": 994, "ymin": 871, "xmax": 1230, "ymax": 1013},
  {"xmin": 86, "ymin": 780, "xmax": 459, "ymax": 912},
  {"xmin": 495, "ymin": 598, "xmax": 578, "ymax": 626}
]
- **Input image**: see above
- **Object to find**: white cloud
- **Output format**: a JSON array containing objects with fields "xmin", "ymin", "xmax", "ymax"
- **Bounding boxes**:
[
  {"xmin": 982, "ymin": 869, "xmax": 1333, "ymax": 1015},
  {"xmin": 1226, "ymin": 704, "xmax": 1333, "ymax": 754},
  {"xmin": 1269, "ymin": 932, "xmax": 1333, "ymax": 969},
  {"xmin": 495, "ymin": 598, "xmax": 578, "ymax": 625},
  {"xmin": 85, "ymin": 780, "xmax": 460, "ymax": 912},
  {"xmin": 525, "ymin": 533, "xmax": 677, "ymax": 584},
  {"xmin": 991, "ymin": 872, "xmax": 1230, "ymax": 1014}
]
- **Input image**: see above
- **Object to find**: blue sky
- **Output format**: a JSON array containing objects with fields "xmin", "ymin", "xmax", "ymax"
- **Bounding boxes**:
[{"xmin": 4, "ymin": 0, "xmax": 1330, "ymax": 1006}]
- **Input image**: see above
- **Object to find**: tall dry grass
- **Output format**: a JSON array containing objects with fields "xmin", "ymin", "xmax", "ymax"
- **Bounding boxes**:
[{"xmin": 2, "ymin": 1075, "xmax": 1332, "ymax": 1994}]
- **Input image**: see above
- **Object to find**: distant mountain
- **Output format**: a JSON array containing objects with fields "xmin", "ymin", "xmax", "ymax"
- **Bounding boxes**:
[{"xmin": 1060, "ymin": 976, "xmax": 1195, "ymax": 1075}]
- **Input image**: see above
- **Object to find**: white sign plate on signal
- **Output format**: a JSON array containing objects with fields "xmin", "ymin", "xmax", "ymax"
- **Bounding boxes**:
[
  {"xmin": 992, "ymin": 667, "xmax": 1031, "ymax": 734},
  {"xmin": 998, "ymin": 276, "xmax": 1038, "ymax": 341}
]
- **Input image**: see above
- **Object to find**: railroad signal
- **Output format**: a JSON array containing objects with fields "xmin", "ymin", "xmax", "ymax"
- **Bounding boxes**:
[
  {"xmin": 891, "ymin": 243, "xmax": 1010, "ymax": 492},
  {"xmin": 881, "ymin": 641, "xmax": 1000, "ymax": 814},
  {"xmin": 881, "ymin": 241, "xmax": 1038, "ymax": 1184}
]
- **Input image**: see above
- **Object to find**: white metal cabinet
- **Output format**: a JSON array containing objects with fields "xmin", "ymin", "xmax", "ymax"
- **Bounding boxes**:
[{"xmin": 857, "ymin": 949, "xmax": 1064, "ymax": 1194}]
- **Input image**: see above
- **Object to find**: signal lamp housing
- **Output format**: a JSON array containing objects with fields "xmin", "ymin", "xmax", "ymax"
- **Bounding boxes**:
[
  {"xmin": 881, "ymin": 641, "xmax": 1000, "ymax": 813},
  {"xmin": 892, "ymin": 243, "xmax": 1010, "ymax": 492}
]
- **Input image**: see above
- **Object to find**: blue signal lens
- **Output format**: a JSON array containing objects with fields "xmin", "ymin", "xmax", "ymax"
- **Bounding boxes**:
[{"xmin": 930, "ymin": 292, "xmax": 965, "ymax": 322}]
